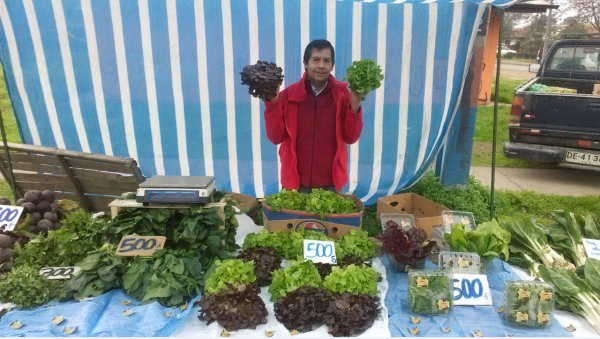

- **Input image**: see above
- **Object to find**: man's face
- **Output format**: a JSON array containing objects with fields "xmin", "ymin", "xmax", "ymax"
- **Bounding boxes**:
[{"xmin": 304, "ymin": 48, "xmax": 333, "ymax": 84}]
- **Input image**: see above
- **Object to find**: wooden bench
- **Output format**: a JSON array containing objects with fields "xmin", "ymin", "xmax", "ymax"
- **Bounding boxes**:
[{"xmin": 0, "ymin": 142, "xmax": 145, "ymax": 213}]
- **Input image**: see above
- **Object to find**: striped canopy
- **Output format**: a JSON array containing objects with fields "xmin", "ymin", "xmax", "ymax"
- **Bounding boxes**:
[{"xmin": 0, "ymin": 0, "xmax": 517, "ymax": 204}]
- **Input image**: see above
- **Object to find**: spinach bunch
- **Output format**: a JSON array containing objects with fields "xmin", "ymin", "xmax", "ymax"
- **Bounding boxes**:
[
  {"xmin": 123, "ymin": 249, "xmax": 203, "ymax": 306},
  {"xmin": 64, "ymin": 244, "xmax": 129, "ymax": 299},
  {"xmin": 344, "ymin": 59, "xmax": 384, "ymax": 101}
]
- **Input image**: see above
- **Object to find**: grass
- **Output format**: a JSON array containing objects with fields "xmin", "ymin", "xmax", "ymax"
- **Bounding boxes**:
[
  {"xmin": 490, "ymin": 77, "xmax": 527, "ymax": 104},
  {"xmin": 0, "ymin": 64, "xmax": 22, "ymax": 143}
]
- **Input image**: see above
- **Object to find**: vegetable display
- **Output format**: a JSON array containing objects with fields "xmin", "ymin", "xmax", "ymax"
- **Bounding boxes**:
[
  {"xmin": 240, "ymin": 60, "xmax": 284, "ymax": 101},
  {"xmin": 504, "ymin": 281, "xmax": 554, "ymax": 328},
  {"xmin": 16, "ymin": 190, "xmax": 60, "ymax": 234},
  {"xmin": 344, "ymin": 59, "xmax": 384, "ymax": 101},
  {"xmin": 199, "ymin": 259, "xmax": 267, "ymax": 331},
  {"xmin": 407, "ymin": 271, "xmax": 452, "ymax": 314},
  {"xmin": 274, "ymin": 286, "xmax": 329, "ymax": 333},
  {"xmin": 237, "ymin": 246, "xmax": 281, "ymax": 286},
  {"xmin": 0, "ymin": 265, "xmax": 65, "ymax": 308},
  {"xmin": 323, "ymin": 264, "xmax": 380, "ymax": 297},
  {"xmin": 378, "ymin": 221, "xmax": 436, "ymax": 272},
  {"xmin": 323, "ymin": 293, "xmax": 380, "ymax": 337},
  {"xmin": 264, "ymin": 189, "xmax": 358, "ymax": 218},
  {"xmin": 444, "ymin": 219, "xmax": 511, "ymax": 262},
  {"xmin": 335, "ymin": 230, "xmax": 379, "ymax": 261},
  {"xmin": 269, "ymin": 261, "xmax": 322, "ymax": 301}
]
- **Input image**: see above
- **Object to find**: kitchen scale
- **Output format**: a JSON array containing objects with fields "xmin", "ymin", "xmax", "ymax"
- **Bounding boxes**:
[{"xmin": 136, "ymin": 176, "xmax": 216, "ymax": 206}]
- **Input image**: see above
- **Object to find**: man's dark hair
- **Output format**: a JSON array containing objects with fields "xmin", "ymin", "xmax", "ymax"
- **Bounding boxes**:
[{"xmin": 303, "ymin": 39, "xmax": 335, "ymax": 66}]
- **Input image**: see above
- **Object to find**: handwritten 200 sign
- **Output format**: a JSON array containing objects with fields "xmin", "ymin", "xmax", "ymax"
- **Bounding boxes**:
[
  {"xmin": 303, "ymin": 240, "xmax": 337, "ymax": 264},
  {"xmin": 116, "ymin": 235, "xmax": 166, "ymax": 256},
  {"xmin": 0, "ymin": 204, "xmax": 24, "ymax": 232}
]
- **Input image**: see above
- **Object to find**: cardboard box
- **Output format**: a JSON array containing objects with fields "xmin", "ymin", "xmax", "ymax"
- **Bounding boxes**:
[
  {"xmin": 262, "ymin": 195, "xmax": 364, "ymax": 239},
  {"xmin": 376, "ymin": 193, "xmax": 448, "ymax": 237}
]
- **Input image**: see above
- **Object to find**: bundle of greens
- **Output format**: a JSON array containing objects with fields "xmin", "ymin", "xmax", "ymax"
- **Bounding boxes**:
[
  {"xmin": 535, "ymin": 259, "xmax": 600, "ymax": 333},
  {"xmin": 269, "ymin": 260, "xmax": 322, "ymax": 301},
  {"xmin": 444, "ymin": 219, "xmax": 511, "ymax": 262},
  {"xmin": 203, "ymin": 259, "xmax": 256, "ymax": 296},
  {"xmin": 274, "ymin": 286, "xmax": 329, "ymax": 333},
  {"xmin": 323, "ymin": 264, "xmax": 380, "ymax": 297},
  {"xmin": 546, "ymin": 211, "xmax": 587, "ymax": 267},
  {"xmin": 0, "ymin": 265, "xmax": 65, "ymax": 308},
  {"xmin": 407, "ymin": 271, "xmax": 452, "ymax": 314},
  {"xmin": 501, "ymin": 217, "xmax": 575, "ymax": 270},
  {"xmin": 243, "ymin": 229, "xmax": 331, "ymax": 260},
  {"xmin": 344, "ymin": 59, "xmax": 384, "ymax": 101},
  {"xmin": 263, "ymin": 189, "xmax": 357, "ymax": 218},
  {"xmin": 335, "ymin": 230, "xmax": 379, "ymax": 262},
  {"xmin": 378, "ymin": 221, "xmax": 436, "ymax": 272},
  {"xmin": 122, "ymin": 249, "xmax": 203, "ymax": 306},
  {"xmin": 199, "ymin": 259, "xmax": 267, "ymax": 331},
  {"xmin": 504, "ymin": 281, "xmax": 554, "ymax": 328},
  {"xmin": 64, "ymin": 244, "xmax": 129, "ymax": 300},
  {"xmin": 237, "ymin": 247, "xmax": 282, "ymax": 286},
  {"xmin": 323, "ymin": 293, "xmax": 380, "ymax": 337}
]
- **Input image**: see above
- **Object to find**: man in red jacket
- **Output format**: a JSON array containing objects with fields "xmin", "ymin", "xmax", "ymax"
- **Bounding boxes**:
[{"xmin": 264, "ymin": 39, "xmax": 363, "ymax": 192}]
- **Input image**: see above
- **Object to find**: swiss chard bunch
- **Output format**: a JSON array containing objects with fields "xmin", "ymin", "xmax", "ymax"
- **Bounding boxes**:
[
  {"xmin": 269, "ymin": 260, "xmax": 322, "ymax": 301},
  {"xmin": 504, "ymin": 281, "xmax": 554, "ymax": 328},
  {"xmin": 264, "ymin": 189, "xmax": 306, "ymax": 211},
  {"xmin": 444, "ymin": 219, "xmax": 511, "ymax": 261},
  {"xmin": 122, "ymin": 249, "xmax": 203, "ymax": 307},
  {"xmin": 535, "ymin": 258, "xmax": 600, "ymax": 334},
  {"xmin": 323, "ymin": 264, "xmax": 380, "ymax": 297},
  {"xmin": 335, "ymin": 230, "xmax": 379, "ymax": 261},
  {"xmin": 203, "ymin": 259, "xmax": 256, "ymax": 296},
  {"xmin": 547, "ymin": 211, "xmax": 589, "ymax": 267},
  {"xmin": 377, "ymin": 221, "xmax": 436, "ymax": 266},
  {"xmin": 0, "ymin": 265, "xmax": 65, "ymax": 308},
  {"xmin": 64, "ymin": 244, "xmax": 130, "ymax": 300},
  {"xmin": 408, "ymin": 271, "xmax": 452, "ymax": 314},
  {"xmin": 344, "ymin": 59, "xmax": 384, "ymax": 101}
]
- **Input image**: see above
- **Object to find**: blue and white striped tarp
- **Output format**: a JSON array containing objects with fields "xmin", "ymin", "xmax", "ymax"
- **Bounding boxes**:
[{"xmin": 0, "ymin": 0, "xmax": 517, "ymax": 204}]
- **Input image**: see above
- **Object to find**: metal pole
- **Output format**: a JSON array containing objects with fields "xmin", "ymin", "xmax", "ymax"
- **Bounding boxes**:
[
  {"xmin": 0, "ymin": 104, "xmax": 18, "ymax": 204},
  {"xmin": 542, "ymin": 0, "xmax": 554, "ymax": 59},
  {"xmin": 491, "ymin": 10, "xmax": 504, "ymax": 219}
]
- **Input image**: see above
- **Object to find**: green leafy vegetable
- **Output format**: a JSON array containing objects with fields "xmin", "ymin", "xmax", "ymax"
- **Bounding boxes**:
[
  {"xmin": 444, "ymin": 219, "xmax": 511, "ymax": 261},
  {"xmin": 407, "ymin": 271, "xmax": 452, "ymax": 314},
  {"xmin": 335, "ymin": 231, "xmax": 378, "ymax": 261},
  {"xmin": 269, "ymin": 261, "xmax": 322, "ymax": 301},
  {"xmin": 547, "ymin": 211, "xmax": 587, "ymax": 267},
  {"xmin": 243, "ymin": 229, "xmax": 331, "ymax": 260},
  {"xmin": 123, "ymin": 249, "xmax": 203, "ymax": 306},
  {"xmin": 204, "ymin": 259, "xmax": 256, "ymax": 296},
  {"xmin": 0, "ymin": 266, "xmax": 65, "ymax": 308},
  {"xmin": 323, "ymin": 264, "xmax": 380, "ymax": 297},
  {"xmin": 64, "ymin": 244, "xmax": 130, "ymax": 300},
  {"xmin": 264, "ymin": 189, "xmax": 306, "ymax": 211},
  {"xmin": 504, "ymin": 281, "xmax": 554, "ymax": 328},
  {"xmin": 344, "ymin": 59, "xmax": 384, "ymax": 101},
  {"xmin": 263, "ymin": 189, "xmax": 357, "ymax": 219}
]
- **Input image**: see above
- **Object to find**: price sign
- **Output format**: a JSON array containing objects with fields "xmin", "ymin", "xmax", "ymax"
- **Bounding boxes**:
[
  {"xmin": 303, "ymin": 240, "xmax": 337, "ymax": 264},
  {"xmin": 39, "ymin": 266, "xmax": 81, "ymax": 280},
  {"xmin": 116, "ymin": 235, "xmax": 166, "ymax": 256},
  {"xmin": 0, "ymin": 204, "xmax": 24, "ymax": 232},
  {"xmin": 452, "ymin": 274, "xmax": 492, "ymax": 306},
  {"xmin": 583, "ymin": 238, "xmax": 600, "ymax": 260}
]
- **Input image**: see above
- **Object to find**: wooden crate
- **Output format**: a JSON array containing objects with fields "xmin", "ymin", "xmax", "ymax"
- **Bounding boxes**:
[{"xmin": 0, "ymin": 142, "xmax": 145, "ymax": 213}]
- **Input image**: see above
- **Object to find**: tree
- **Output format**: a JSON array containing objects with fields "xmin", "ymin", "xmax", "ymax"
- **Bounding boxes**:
[
  {"xmin": 558, "ymin": 17, "xmax": 590, "ymax": 38},
  {"xmin": 567, "ymin": 0, "xmax": 600, "ymax": 34}
]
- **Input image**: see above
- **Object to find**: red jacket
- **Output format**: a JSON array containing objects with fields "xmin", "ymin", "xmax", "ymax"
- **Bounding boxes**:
[{"xmin": 264, "ymin": 72, "xmax": 363, "ymax": 191}]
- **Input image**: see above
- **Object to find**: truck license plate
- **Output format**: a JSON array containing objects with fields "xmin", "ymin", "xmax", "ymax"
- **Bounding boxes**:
[{"xmin": 565, "ymin": 151, "xmax": 600, "ymax": 166}]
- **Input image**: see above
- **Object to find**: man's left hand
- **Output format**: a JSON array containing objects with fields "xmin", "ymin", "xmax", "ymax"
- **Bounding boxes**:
[{"xmin": 349, "ymin": 90, "xmax": 361, "ymax": 113}]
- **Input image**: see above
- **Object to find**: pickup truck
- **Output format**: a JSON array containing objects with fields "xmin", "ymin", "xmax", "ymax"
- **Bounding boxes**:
[{"xmin": 503, "ymin": 39, "xmax": 600, "ymax": 171}]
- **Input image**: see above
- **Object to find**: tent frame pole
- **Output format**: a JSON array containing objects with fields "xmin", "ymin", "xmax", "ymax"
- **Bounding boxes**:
[{"xmin": 490, "ymin": 9, "xmax": 504, "ymax": 219}]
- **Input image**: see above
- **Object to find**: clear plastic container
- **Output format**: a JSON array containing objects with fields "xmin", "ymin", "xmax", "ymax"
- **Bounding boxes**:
[
  {"xmin": 380, "ymin": 213, "xmax": 416, "ymax": 232},
  {"xmin": 504, "ymin": 281, "xmax": 554, "ymax": 328},
  {"xmin": 442, "ymin": 211, "xmax": 476, "ymax": 233},
  {"xmin": 438, "ymin": 251, "xmax": 481, "ymax": 274},
  {"xmin": 387, "ymin": 253, "xmax": 426, "ymax": 273},
  {"xmin": 408, "ymin": 270, "xmax": 453, "ymax": 314}
]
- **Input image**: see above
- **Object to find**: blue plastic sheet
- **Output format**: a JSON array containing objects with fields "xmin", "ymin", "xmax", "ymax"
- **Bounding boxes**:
[
  {"xmin": 0, "ymin": 290, "xmax": 197, "ymax": 337},
  {"xmin": 383, "ymin": 257, "xmax": 572, "ymax": 337}
]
